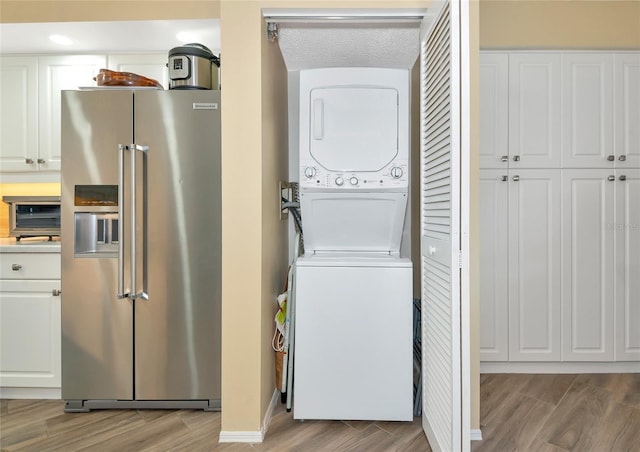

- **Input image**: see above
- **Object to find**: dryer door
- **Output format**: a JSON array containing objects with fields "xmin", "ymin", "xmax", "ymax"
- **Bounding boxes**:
[
  {"xmin": 300, "ymin": 191, "xmax": 407, "ymax": 255},
  {"xmin": 309, "ymin": 87, "xmax": 398, "ymax": 172}
]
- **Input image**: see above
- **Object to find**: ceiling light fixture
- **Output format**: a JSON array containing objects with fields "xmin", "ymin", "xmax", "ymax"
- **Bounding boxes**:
[{"xmin": 49, "ymin": 34, "xmax": 72, "ymax": 45}]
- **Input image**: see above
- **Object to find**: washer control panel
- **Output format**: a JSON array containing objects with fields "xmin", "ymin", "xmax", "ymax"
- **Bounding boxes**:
[{"xmin": 299, "ymin": 161, "xmax": 409, "ymax": 189}]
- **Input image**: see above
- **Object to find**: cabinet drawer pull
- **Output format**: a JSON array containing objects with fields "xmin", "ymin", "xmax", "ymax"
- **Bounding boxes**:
[
  {"xmin": 619, "ymin": 175, "xmax": 627, "ymax": 181},
  {"xmin": 618, "ymin": 155, "xmax": 626, "ymax": 162},
  {"xmin": 37, "ymin": 158, "xmax": 46, "ymax": 164},
  {"xmin": 52, "ymin": 289, "xmax": 62, "ymax": 297},
  {"xmin": 607, "ymin": 155, "xmax": 615, "ymax": 162},
  {"xmin": 11, "ymin": 264, "xmax": 22, "ymax": 271},
  {"xmin": 608, "ymin": 175, "xmax": 616, "ymax": 181},
  {"xmin": 501, "ymin": 175, "xmax": 508, "ymax": 182},
  {"xmin": 25, "ymin": 158, "xmax": 34, "ymax": 164},
  {"xmin": 512, "ymin": 175, "xmax": 520, "ymax": 182},
  {"xmin": 500, "ymin": 155, "xmax": 509, "ymax": 162},
  {"xmin": 512, "ymin": 155, "xmax": 520, "ymax": 162}
]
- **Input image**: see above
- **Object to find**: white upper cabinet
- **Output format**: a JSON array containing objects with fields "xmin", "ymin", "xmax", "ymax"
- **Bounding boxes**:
[
  {"xmin": 107, "ymin": 54, "xmax": 169, "ymax": 90},
  {"xmin": 614, "ymin": 53, "xmax": 640, "ymax": 168},
  {"xmin": 509, "ymin": 53, "xmax": 562, "ymax": 168},
  {"xmin": 508, "ymin": 169, "xmax": 562, "ymax": 361},
  {"xmin": 38, "ymin": 55, "xmax": 107, "ymax": 172},
  {"xmin": 561, "ymin": 54, "xmax": 614, "ymax": 168},
  {"xmin": 479, "ymin": 53, "xmax": 509, "ymax": 169},
  {"xmin": 615, "ymin": 168, "xmax": 640, "ymax": 361},
  {"xmin": 561, "ymin": 169, "xmax": 615, "ymax": 361},
  {"xmin": 0, "ymin": 57, "xmax": 39, "ymax": 172}
]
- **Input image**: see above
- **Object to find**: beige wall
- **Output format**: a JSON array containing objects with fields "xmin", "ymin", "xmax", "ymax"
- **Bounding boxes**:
[
  {"xmin": 0, "ymin": 0, "xmax": 220, "ymax": 22},
  {"xmin": 218, "ymin": 1, "xmax": 264, "ymax": 432},
  {"xmin": 259, "ymin": 15, "xmax": 289, "ymax": 430},
  {"xmin": 480, "ymin": 0, "xmax": 640, "ymax": 49}
]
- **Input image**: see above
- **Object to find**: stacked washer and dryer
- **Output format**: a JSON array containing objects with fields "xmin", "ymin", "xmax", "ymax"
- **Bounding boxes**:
[{"xmin": 293, "ymin": 67, "xmax": 413, "ymax": 421}]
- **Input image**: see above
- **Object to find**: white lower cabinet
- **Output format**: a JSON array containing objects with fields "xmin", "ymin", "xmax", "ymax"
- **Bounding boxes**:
[
  {"xmin": 480, "ymin": 170, "xmax": 562, "ymax": 362},
  {"xmin": 0, "ymin": 252, "xmax": 61, "ymax": 389},
  {"xmin": 615, "ymin": 169, "xmax": 640, "ymax": 361},
  {"xmin": 508, "ymin": 170, "xmax": 562, "ymax": 361},
  {"xmin": 480, "ymin": 168, "xmax": 637, "ymax": 363},
  {"xmin": 479, "ymin": 170, "xmax": 509, "ymax": 361},
  {"xmin": 561, "ymin": 170, "xmax": 615, "ymax": 361}
]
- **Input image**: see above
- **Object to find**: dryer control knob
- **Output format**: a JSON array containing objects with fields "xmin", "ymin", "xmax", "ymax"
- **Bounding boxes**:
[
  {"xmin": 349, "ymin": 177, "xmax": 358, "ymax": 186},
  {"xmin": 304, "ymin": 167, "xmax": 317, "ymax": 178},
  {"xmin": 335, "ymin": 176, "xmax": 344, "ymax": 186},
  {"xmin": 391, "ymin": 167, "xmax": 403, "ymax": 179}
]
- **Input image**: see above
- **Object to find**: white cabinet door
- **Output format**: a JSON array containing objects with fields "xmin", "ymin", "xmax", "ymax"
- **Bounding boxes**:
[
  {"xmin": 38, "ymin": 55, "xmax": 107, "ymax": 172},
  {"xmin": 0, "ymin": 56, "xmax": 38, "ymax": 172},
  {"xmin": 615, "ymin": 168, "xmax": 640, "ymax": 361},
  {"xmin": 0, "ymin": 280, "xmax": 61, "ymax": 388},
  {"xmin": 107, "ymin": 54, "xmax": 168, "ymax": 90},
  {"xmin": 479, "ymin": 169, "xmax": 509, "ymax": 361},
  {"xmin": 509, "ymin": 53, "xmax": 561, "ymax": 169},
  {"xmin": 614, "ymin": 53, "xmax": 640, "ymax": 169},
  {"xmin": 479, "ymin": 53, "xmax": 509, "ymax": 169},
  {"xmin": 562, "ymin": 169, "xmax": 615, "ymax": 361},
  {"xmin": 508, "ymin": 169, "xmax": 562, "ymax": 361},
  {"xmin": 562, "ymin": 54, "xmax": 614, "ymax": 168}
]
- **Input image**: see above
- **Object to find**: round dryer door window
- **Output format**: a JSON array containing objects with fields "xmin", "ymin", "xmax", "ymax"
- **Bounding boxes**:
[{"xmin": 309, "ymin": 87, "xmax": 399, "ymax": 172}]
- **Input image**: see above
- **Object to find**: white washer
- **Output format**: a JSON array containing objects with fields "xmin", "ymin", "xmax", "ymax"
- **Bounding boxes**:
[
  {"xmin": 294, "ymin": 255, "xmax": 413, "ymax": 421},
  {"xmin": 294, "ymin": 68, "xmax": 413, "ymax": 421}
]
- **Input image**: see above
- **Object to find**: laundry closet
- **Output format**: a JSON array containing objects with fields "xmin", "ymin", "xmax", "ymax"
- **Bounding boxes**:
[{"xmin": 261, "ymin": 3, "xmax": 473, "ymax": 450}]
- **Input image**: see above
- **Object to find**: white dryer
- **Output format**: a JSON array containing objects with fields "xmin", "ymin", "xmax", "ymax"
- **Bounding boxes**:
[{"xmin": 294, "ymin": 68, "xmax": 413, "ymax": 421}]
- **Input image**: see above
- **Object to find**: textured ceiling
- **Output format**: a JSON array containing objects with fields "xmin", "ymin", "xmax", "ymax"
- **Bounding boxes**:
[{"xmin": 275, "ymin": 23, "xmax": 420, "ymax": 71}]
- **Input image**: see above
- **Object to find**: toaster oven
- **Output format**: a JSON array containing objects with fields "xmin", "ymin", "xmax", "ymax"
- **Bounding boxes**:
[{"xmin": 3, "ymin": 196, "xmax": 61, "ymax": 241}]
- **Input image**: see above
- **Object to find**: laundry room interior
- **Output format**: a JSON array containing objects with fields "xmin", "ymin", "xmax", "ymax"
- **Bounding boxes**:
[
  {"xmin": 252, "ymin": 3, "xmax": 473, "ymax": 434},
  {"xmin": 216, "ymin": 3, "xmax": 477, "ymax": 442}
]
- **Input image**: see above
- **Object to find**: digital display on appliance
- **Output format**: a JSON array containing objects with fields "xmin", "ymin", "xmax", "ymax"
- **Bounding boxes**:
[
  {"xmin": 75, "ymin": 185, "xmax": 118, "ymax": 206},
  {"xmin": 174, "ymin": 59, "xmax": 183, "ymax": 70}
]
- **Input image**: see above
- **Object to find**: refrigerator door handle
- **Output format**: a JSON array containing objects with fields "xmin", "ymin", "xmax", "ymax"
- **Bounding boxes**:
[
  {"xmin": 131, "ymin": 144, "xmax": 149, "ymax": 301},
  {"xmin": 117, "ymin": 144, "xmax": 129, "ymax": 300}
]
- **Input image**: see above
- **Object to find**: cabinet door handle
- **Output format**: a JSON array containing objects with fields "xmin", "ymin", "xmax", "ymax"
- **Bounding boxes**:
[
  {"xmin": 37, "ymin": 158, "xmax": 46, "ymax": 164},
  {"xmin": 607, "ymin": 155, "xmax": 615, "ymax": 162},
  {"xmin": 11, "ymin": 264, "xmax": 22, "ymax": 271},
  {"xmin": 618, "ymin": 155, "xmax": 627, "ymax": 162},
  {"xmin": 512, "ymin": 175, "xmax": 520, "ymax": 182},
  {"xmin": 52, "ymin": 289, "xmax": 62, "ymax": 297},
  {"xmin": 25, "ymin": 158, "xmax": 34, "ymax": 164},
  {"xmin": 500, "ymin": 155, "xmax": 509, "ymax": 162},
  {"xmin": 513, "ymin": 155, "xmax": 520, "ymax": 162},
  {"xmin": 501, "ymin": 175, "xmax": 508, "ymax": 182},
  {"xmin": 608, "ymin": 175, "xmax": 616, "ymax": 181},
  {"xmin": 619, "ymin": 175, "xmax": 627, "ymax": 181}
]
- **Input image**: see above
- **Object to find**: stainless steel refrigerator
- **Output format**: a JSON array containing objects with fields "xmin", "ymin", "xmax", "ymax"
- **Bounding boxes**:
[{"xmin": 61, "ymin": 89, "xmax": 221, "ymax": 411}]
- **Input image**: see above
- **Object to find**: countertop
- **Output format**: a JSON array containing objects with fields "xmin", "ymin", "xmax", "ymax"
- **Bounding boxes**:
[{"xmin": 0, "ymin": 237, "xmax": 61, "ymax": 253}]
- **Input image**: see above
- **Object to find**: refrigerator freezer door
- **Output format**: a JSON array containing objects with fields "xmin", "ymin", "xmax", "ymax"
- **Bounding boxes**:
[
  {"xmin": 132, "ymin": 90, "xmax": 221, "ymax": 400},
  {"xmin": 61, "ymin": 89, "xmax": 134, "ymax": 400}
]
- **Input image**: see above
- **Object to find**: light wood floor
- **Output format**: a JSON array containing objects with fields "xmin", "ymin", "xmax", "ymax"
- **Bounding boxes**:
[{"xmin": 1, "ymin": 373, "xmax": 638, "ymax": 451}]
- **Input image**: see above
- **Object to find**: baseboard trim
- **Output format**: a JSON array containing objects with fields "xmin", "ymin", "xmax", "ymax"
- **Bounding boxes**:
[
  {"xmin": 261, "ymin": 389, "xmax": 280, "ymax": 440},
  {"xmin": 218, "ymin": 431, "xmax": 263, "ymax": 443},
  {"xmin": 471, "ymin": 429, "xmax": 483, "ymax": 441},
  {"xmin": 219, "ymin": 389, "xmax": 280, "ymax": 444},
  {"xmin": 481, "ymin": 361, "xmax": 640, "ymax": 374},
  {"xmin": 0, "ymin": 387, "xmax": 61, "ymax": 399}
]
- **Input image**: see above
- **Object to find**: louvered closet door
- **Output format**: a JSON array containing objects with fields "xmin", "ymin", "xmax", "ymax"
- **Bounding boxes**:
[{"xmin": 420, "ymin": 0, "xmax": 469, "ymax": 450}]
